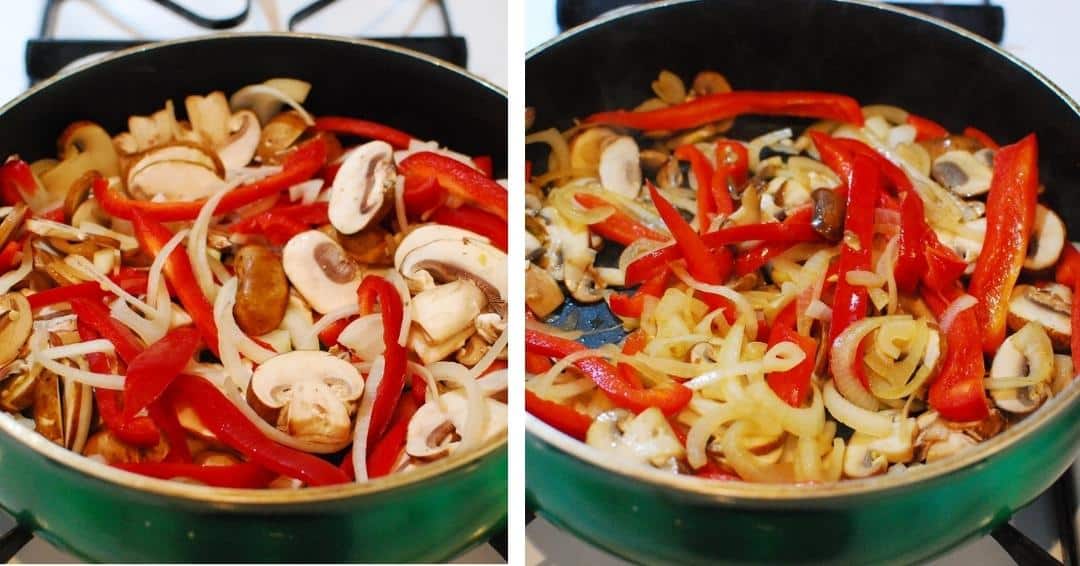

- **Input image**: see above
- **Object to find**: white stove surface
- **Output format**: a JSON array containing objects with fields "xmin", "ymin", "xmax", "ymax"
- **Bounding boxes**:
[
  {"xmin": 0, "ymin": 1, "xmax": 505, "ymax": 563},
  {"xmin": 524, "ymin": 0, "xmax": 1080, "ymax": 564}
]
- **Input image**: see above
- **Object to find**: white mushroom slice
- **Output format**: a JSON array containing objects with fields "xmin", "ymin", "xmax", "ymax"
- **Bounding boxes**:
[
  {"xmin": 406, "ymin": 391, "xmax": 506, "ymax": 458},
  {"xmin": 598, "ymin": 136, "xmax": 642, "ymax": 199},
  {"xmin": 411, "ymin": 280, "xmax": 487, "ymax": 343},
  {"xmin": 128, "ymin": 160, "xmax": 226, "ymax": 202},
  {"xmin": 62, "ymin": 376, "xmax": 92, "ymax": 453},
  {"xmin": 1008, "ymin": 284, "xmax": 1071, "ymax": 350},
  {"xmin": 250, "ymin": 351, "xmax": 364, "ymax": 444},
  {"xmin": 217, "ymin": 111, "xmax": 261, "ymax": 170},
  {"xmin": 923, "ymin": 430, "xmax": 977, "ymax": 463},
  {"xmin": 843, "ymin": 432, "xmax": 888, "ymax": 478},
  {"xmin": 408, "ymin": 325, "xmax": 475, "ymax": 365},
  {"xmin": 931, "ymin": 150, "xmax": 992, "ymax": 197},
  {"xmin": 125, "ymin": 100, "xmax": 182, "ymax": 152},
  {"xmin": 934, "ymin": 218, "xmax": 986, "ymax": 267},
  {"xmin": 281, "ymin": 294, "xmax": 318, "ymax": 351},
  {"xmin": 568, "ymin": 127, "xmax": 616, "ymax": 172},
  {"xmin": 990, "ymin": 322, "xmax": 1054, "ymax": 413},
  {"xmin": 525, "ymin": 263, "xmax": 563, "ymax": 318},
  {"xmin": 1024, "ymin": 205, "xmax": 1066, "ymax": 270},
  {"xmin": 1052, "ymin": 354, "xmax": 1075, "ymax": 396},
  {"xmin": 586, "ymin": 408, "xmax": 683, "ymax": 468},
  {"xmin": 0, "ymin": 293, "xmax": 32, "ymax": 366},
  {"xmin": 393, "ymin": 224, "xmax": 490, "ymax": 271},
  {"xmin": 282, "ymin": 230, "xmax": 362, "ymax": 314},
  {"xmin": 229, "ymin": 78, "xmax": 312, "ymax": 125},
  {"xmin": 475, "ymin": 313, "xmax": 505, "ymax": 344},
  {"xmin": 865, "ymin": 417, "xmax": 918, "ymax": 463},
  {"xmin": 328, "ymin": 141, "xmax": 396, "ymax": 235},
  {"xmin": 399, "ymin": 238, "xmax": 507, "ymax": 316},
  {"xmin": 185, "ymin": 91, "xmax": 232, "ymax": 147}
]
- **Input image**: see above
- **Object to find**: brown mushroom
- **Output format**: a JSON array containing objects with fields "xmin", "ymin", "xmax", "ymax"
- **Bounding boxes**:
[
  {"xmin": 810, "ymin": 188, "xmax": 845, "ymax": 242},
  {"xmin": 526, "ymin": 263, "xmax": 564, "ymax": 318}
]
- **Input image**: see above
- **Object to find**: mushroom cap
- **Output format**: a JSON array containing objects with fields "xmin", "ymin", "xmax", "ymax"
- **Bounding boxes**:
[
  {"xmin": 990, "ymin": 321, "xmax": 1054, "ymax": 413},
  {"xmin": 931, "ymin": 150, "xmax": 992, "ymax": 197},
  {"xmin": 0, "ymin": 293, "xmax": 32, "ymax": 367},
  {"xmin": 398, "ymin": 237, "xmax": 507, "ymax": 314},
  {"xmin": 1023, "ymin": 205, "xmax": 1066, "ymax": 270},
  {"xmin": 410, "ymin": 280, "xmax": 488, "ymax": 344},
  {"xmin": 405, "ymin": 391, "xmax": 507, "ymax": 459},
  {"xmin": 217, "ymin": 110, "xmax": 261, "ymax": 170},
  {"xmin": 393, "ymin": 224, "xmax": 490, "ymax": 271},
  {"xmin": 281, "ymin": 230, "xmax": 362, "ymax": 315},
  {"xmin": 598, "ymin": 136, "xmax": 642, "ymax": 199},
  {"xmin": 1008, "ymin": 284, "xmax": 1071, "ymax": 350},
  {"xmin": 250, "ymin": 350, "xmax": 364, "ymax": 409},
  {"xmin": 229, "ymin": 78, "xmax": 312, "ymax": 125},
  {"xmin": 328, "ymin": 141, "xmax": 396, "ymax": 235},
  {"xmin": 128, "ymin": 159, "xmax": 226, "ymax": 201}
]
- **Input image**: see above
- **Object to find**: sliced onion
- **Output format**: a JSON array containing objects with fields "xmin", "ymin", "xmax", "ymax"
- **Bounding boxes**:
[
  {"xmin": 337, "ymin": 314, "xmax": 383, "ymax": 360},
  {"xmin": 384, "ymin": 269, "xmax": 413, "ymax": 347},
  {"xmin": 36, "ymin": 339, "xmax": 114, "ymax": 360},
  {"xmin": 476, "ymin": 368, "xmax": 507, "ymax": 396},
  {"xmin": 352, "ymin": 356, "xmax": 386, "ymax": 482},
  {"xmin": 393, "ymin": 175, "xmax": 408, "ymax": 231},
  {"xmin": 748, "ymin": 381, "xmax": 825, "ymax": 438},
  {"xmin": 149, "ymin": 228, "xmax": 189, "ymax": 307},
  {"xmin": 749, "ymin": 129, "xmax": 792, "ymax": 171},
  {"xmin": 686, "ymin": 402, "xmax": 749, "ymax": 469},
  {"xmin": 805, "ymin": 299, "xmax": 833, "ymax": 321},
  {"xmin": 288, "ymin": 179, "xmax": 323, "ymax": 204},
  {"xmin": 79, "ymin": 222, "xmax": 139, "ymax": 251},
  {"xmin": 844, "ymin": 270, "xmax": 885, "ymax": 288},
  {"xmin": 670, "ymin": 264, "xmax": 758, "ymax": 339},
  {"xmin": 829, "ymin": 316, "xmax": 911, "ymax": 410},
  {"xmin": 525, "ymin": 128, "xmax": 570, "ymax": 173},
  {"xmin": 823, "ymin": 380, "xmax": 895, "ymax": 437},
  {"xmin": 110, "ymin": 297, "xmax": 166, "ymax": 345},
  {"xmin": 938, "ymin": 294, "xmax": 977, "ymax": 332},
  {"xmin": 188, "ymin": 180, "xmax": 240, "ymax": 302},
  {"xmin": 215, "ymin": 278, "xmax": 276, "ymax": 365},
  {"xmin": 66, "ymin": 255, "xmax": 155, "ymax": 314},
  {"xmin": 408, "ymin": 361, "xmax": 440, "ymax": 403},
  {"xmin": 306, "ymin": 303, "xmax": 361, "ymax": 346},
  {"xmin": 469, "ymin": 326, "xmax": 507, "ymax": 379},
  {"xmin": 230, "ymin": 84, "xmax": 315, "ymax": 125}
]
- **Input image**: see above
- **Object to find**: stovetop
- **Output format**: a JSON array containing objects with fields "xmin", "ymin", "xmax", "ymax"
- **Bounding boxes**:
[
  {"xmin": 0, "ymin": 0, "xmax": 506, "ymax": 563},
  {"xmin": 524, "ymin": 0, "xmax": 1080, "ymax": 564}
]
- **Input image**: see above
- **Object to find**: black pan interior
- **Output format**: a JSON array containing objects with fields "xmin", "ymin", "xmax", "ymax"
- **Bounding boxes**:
[
  {"xmin": 1, "ymin": 35, "xmax": 507, "ymax": 175},
  {"xmin": 527, "ymin": 0, "xmax": 1080, "ymax": 232}
]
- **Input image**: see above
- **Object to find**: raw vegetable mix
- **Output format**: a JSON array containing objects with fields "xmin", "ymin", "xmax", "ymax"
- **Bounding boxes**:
[
  {"xmin": 525, "ymin": 68, "xmax": 1075, "ymax": 483},
  {"xmin": 0, "ymin": 78, "xmax": 507, "ymax": 488}
]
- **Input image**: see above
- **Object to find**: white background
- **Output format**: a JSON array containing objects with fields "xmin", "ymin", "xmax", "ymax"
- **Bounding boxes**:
[{"xmin": 524, "ymin": 0, "xmax": 1080, "ymax": 565}]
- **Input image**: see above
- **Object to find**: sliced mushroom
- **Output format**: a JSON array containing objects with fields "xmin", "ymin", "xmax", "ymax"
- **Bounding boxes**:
[
  {"xmin": 229, "ymin": 78, "xmax": 312, "ymax": 125},
  {"xmin": 32, "ymin": 370, "xmax": 63, "ymax": 445},
  {"xmin": 810, "ymin": 187, "xmax": 845, "ymax": 242},
  {"xmin": 124, "ymin": 141, "xmax": 224, "ymax": 184},
  {"xmin": 930, "ymin": 150, "xmax": 992, "ymax": 197},
  {"xmin": 408, "ymin": 325, "xmax": 475, "ymax": 365},
  {"xmin": 0, "ymin": 361, "xmax": 40, "ymax": 412},
  {"xmin": 0, "ymin": 293, "xmax": 32, "ymax": 367},
  {"xmin": 328, "ymin": 141, "xmax": 396, "ymax": 235},
  {"xmin": 337, "ymin": 315, "xmax": 385, "ymax": 360},
  {"xmin": 282, "ymin": 230, "xmax": 362, "ymax": 314},
  {"xmin": 598, "ymin": 136, "xmax": 642, "ymax": 199},
  {"xmin": 185, "ymin": 91, "xmax": 232, "ymax": 147},
  {"xmin": 123, "ymin": 100, "xmax": 187, "ymax": 153},
  {"xmin": 411, "ymin": 280, "xmax": 487, "ymax": 344},
  {"xmin": 84, "ymin": 430, "xmax": 168, "ymax": 465},
  {"xmin": 399, "ymin": 237, "xmax": 507, "ymax": 316},
  {"xmin": 1023, "ymin": 205, "xmax": 1065, "ymax": 270},
  {"xmin": 475, "ymin": 312, "xmax": 505, "ymax": 344},
  {"xmin": 41, "ymin": 122, "xmax": 119, "ymax": 199},
  {"xmin": 0, "ymin": 204, "xmax": 27, "ymax": 251},
  {"xmin": 843, "ymin": 432, "xmax": 888, "ymax": 478},
  {"xmin": 922, "ymin": 429, "xmax": 977, "ymax": 463},
  {"xmin": 456, "ymin": 334, "xmax": 490, "ymax": 366},
  {"xmin": 250, "ymin": 350, "xmax": 364, "ymax": 444},
  {"xmin": 568, "ymin": 127, "xmax": 616, "ymax": 172},
  {"xmin": 586, "ymin": 407, "xmax": 683, "ymax": 467},
  {"xmin": 1008, "ymin": 284, "xmax": 1071, "ymax": 351},
  {"xmin": 127, "ymin": 159, "xmax": 226, "ymax": 202},
  {"xmin": 525, "ymin": 263, "xmax": 563, "ymax": 318},
  {"xmin": 935, "ymin": 219, "xmax": 986, "ymax": 267},
  {"xmin": 393, "ymin": 224, "xmax": 490, "ymax": 271},
  {"xmin": 217, "ymin": 110, "xmax": 261, "ymax": 170},
  {"xmin": 691, "ymin": 70, "xmax": 732, "ymax": 97},
  {"xmin": 989, "ymin": 321, "xmax": 1054, "ymax": 413},
  {"xmin": 1052, "ymin": 354, "xmax": 1075, "ymax": 396},
  {"xmin": 256, "ymin": 111, "xmax": 310, "ymax": 164},
  {"xmin": 406, "ymin": 390, "xmax": 507, "ymax": 458}
]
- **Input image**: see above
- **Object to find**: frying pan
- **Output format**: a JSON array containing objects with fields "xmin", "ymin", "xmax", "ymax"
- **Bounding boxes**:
[
  {"xmin": 525, "ymin": 1, "xmax": 1080, "ymax": 564},
  {"xmin": 0, "ymin": 33, "xmax": 507, "ymax": 563}
]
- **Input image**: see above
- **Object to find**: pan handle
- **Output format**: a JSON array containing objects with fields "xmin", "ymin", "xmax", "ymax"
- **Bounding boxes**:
[{"xmin": 0, "ymin": 523, "xmax": 32, "ymax": 563}]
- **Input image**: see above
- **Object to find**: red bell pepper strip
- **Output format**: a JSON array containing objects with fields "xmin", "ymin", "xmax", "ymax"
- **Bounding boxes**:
[
  {"xmin": 525, "ymin": 328, "xmax": 692, "ymax": 415},
  {"xmin": 673, "ymin": 144, "xmax": 715, "ymax": 231},
  {"xmin": 94, "ymin": 137, "xmax": 327, "ymax": 222},
  {"xmin": 828, "ymin": 153, "xmax": 881, "ymax": 345},
  {"xmin": 122, "ymin": 327, "xmax": 202, "ymax": 419},
  {"xmin": 526, "ymin": 351, "xmax": 554, "ymax": 374},
  {"xmin": 609, "ymin": 266, "xmax": 670, "ymax": 319},
  {"xmin": 829, "ymin": 137, "xmax": 915, "ymax": 196},
  {"xmin": 906, "ymin": 113, "xmax": 949, "ymax": 141},
  {"xmin": 146, "ymin": 389, "xmax": 192, "ymax": 463},
  {"xmin": 130, "ymin": 211, "xmax": 220, "ymax": 357},
  {"xmin": 171, "ymin": 374, "xmax": 349, "ymax": 485},
  {"xmin": 410, "ymin": 372, "xmax": 427, "ymax": 405},
  {"xmin": 402, "ymin": 176, "xmax": 446, "ymax": 219},
  {"xmin": 0, "ymin": 240, "xmax": 20, "ymax": 272},
  {"xmin": 115, "ymin": 461, "xmax": 276, "ymax": 488},
  {"xmin": 77, "ymin": 323, "xmax": 160, "ymax": 447},
  {"xmin": 525, "ymin": 390, "xmax": 593, "ymax": 441},
  {"xmin": 648, "ymin": 182, "xmax": 729, "ymax": 286},
  {"xmin": 0, "ymin": 159, "xmax": 38, "ymax": 206},
  {"xmin": 1056, "ymin": 244, "xmax": 1080, "ymax": 287},
  {"xmin": 711, "ymin": 141, "xmax": 749, "ymax": 214},
  {"xmin": 584, "ymin": 91, "xmax": 865, "ymax": 132},
  {"xmin": 317, "ymin": 317, "xmax": 352, "ymax": 349},
  {"xmin": 70, "ymin": 297, "xmax": 144, "ymax": 363},
  {"xmin": 399, "ymin": 152, "xmax": 508, "ymax": 221},
  {"xmin": 112, "ymin": 267, "xmax": 152, "ymax": 297},
  {"xmin": 356, "ymin": 275, "xmax": 408, "ymax": 444},
  {"xmin": 28, "ymin": 282, "xmax": 105, "ymax": 310},
  {"xmin": 312, "ymin": 116, "xmax": 413, "ymax": 150},
  {"xmin": 624, "ymin": 210, "xmax": 819, "ymax": 286},
  {"xmin": 923, "ymin": 237, "xmax": 968, "ymax": 293},
  {"xmin": 968, "ymin": 134, "xmax": 1039, "ymax": 352},
  {"xmin": 734, "ymin": 241, "xmax": 796, "ymax": 277},
  {"xmin": 617, "ymin": 330, "xmax": 648, "ymax": 389},
  {"xmin": 895, "ymin": 192, "xmax": 928, "ymax": 294},
  {"xmin": 367, "ymin": 394, "xmax": 421, "ymax": 479},
  {"xmin": 963, "ymin": 126, "xmax": 1000, "ymax": 150},
  {"xmin": 431, "ymin": 205, "xmax": 508, "ymax": 252},
  {"xmin": 766, "ymin": 303, "xmax": 816, "ymax": 407},
  {"xmin": 922, "ymin": 285, "xmax": 990, "ymax": 422},
  {"xmin": 473, "ymin": 155, "xmax": 494, "ymax": 178},
  {"xmin": 574, "ymin": 193, "xmax": 667, "ymax": 246},
  {"xmin": 227, "ymin": 202, "xmax": 329, "ymax": 246}
]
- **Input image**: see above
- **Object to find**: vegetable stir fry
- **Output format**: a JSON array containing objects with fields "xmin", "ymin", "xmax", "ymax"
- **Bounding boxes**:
[
  {"xmin": 525, "ymin": 69, "xmax": 1075, "ymax": 483},
  {"xmin": 0, "ymin": 78, "xmax": 507, "ymax": 488}
]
